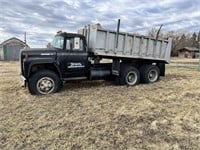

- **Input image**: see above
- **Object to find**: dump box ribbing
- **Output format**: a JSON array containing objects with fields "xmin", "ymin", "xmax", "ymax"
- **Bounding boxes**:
[{"xmin": 78, "ymin": 25, "xmax": 172, "ymax": 63}]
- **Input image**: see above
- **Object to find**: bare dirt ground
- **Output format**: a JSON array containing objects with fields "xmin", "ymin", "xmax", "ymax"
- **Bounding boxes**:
[{"xmin": 0, "ymin": 58, "xmax": 200, "ymax": 150}]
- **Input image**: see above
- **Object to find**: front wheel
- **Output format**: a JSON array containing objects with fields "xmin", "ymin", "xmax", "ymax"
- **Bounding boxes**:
[{"xmin": 28, "ymin": 70, "xmax": 61, "ymax": 95}]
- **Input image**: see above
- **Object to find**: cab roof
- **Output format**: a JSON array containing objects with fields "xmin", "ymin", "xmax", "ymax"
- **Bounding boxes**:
[{"xmin": 56, "ymin": 31, "xmax": 85, "ymax": 38}]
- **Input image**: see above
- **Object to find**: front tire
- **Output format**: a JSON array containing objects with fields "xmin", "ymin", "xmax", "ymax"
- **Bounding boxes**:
[{"xmin": 28, "ymin": 70, "xmax": 61, "ymax": 95}]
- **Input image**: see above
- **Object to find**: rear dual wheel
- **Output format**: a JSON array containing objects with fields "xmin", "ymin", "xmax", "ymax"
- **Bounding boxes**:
[
  {"xmin": 140, "ymin": 65, "xmax": 160, "ymax": 83},
  {"xmin": 116, "ymin": 65, "xmax": 160, "ymax": 86},
  {"xmin": 117, "ymin": 66, "xmax": 140, "ymax": 86}
]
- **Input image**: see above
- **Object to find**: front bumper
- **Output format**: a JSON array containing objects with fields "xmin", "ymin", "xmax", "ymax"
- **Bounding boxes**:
[{"xmin": 20, "ymin": 75, "xmax": 26, "ymax": 87}]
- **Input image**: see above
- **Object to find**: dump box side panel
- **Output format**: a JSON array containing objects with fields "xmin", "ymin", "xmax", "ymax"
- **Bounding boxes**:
[{"xmin": 78, "ymin": 25, "xmax": 172, "ymax": 63}]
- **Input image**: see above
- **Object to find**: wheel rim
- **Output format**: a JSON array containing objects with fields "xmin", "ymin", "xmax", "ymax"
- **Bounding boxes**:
[
  {"xmin": 36, "ymin": 77, "xmax": 55, "ymax": 94},
  {"xmin": 148, "ymin": 70, "xmax": 158, "ymax": 82},
  {"xmin": 125, "ymin": 71, "xmax": 138, "ymax": 85}
]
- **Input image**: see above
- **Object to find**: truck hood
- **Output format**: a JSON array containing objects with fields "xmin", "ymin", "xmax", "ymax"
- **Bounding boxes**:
[
  {"xmin": 21, "ymin": 47, "xmax": 57, "ymax": 52},
  {"xmin": 20, "ymin": 47, "xmax": 59, "ymax": 59}
]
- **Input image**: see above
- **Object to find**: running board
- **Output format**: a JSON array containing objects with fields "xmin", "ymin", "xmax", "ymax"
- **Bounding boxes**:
[{"xmin": 62, "ymin": 77, "xmax": 87, "ymax": 81}]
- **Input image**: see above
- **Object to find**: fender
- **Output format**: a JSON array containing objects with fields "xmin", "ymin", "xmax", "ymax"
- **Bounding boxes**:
[{"xmin": 23, "ymin": 57, "xmax": 62, "ymax": 78}]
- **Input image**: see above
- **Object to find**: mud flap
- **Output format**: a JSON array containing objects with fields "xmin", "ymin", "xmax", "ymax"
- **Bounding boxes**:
[{"xmin": 157, "ymin": 63, "xmax": 165, "ymax": 76}]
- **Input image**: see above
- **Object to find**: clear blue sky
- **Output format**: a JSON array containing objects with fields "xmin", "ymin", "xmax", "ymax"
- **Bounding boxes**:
[{"xmin": 0, "ymin": 0, "xmax": 200, "ymax": 47}]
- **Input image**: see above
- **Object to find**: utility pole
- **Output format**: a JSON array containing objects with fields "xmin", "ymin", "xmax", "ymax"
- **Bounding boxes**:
[
  {"xmin": 24, "ymin": 32, "xmax": 27, "ymax": 44},
  {"xmin": 198, "ymin": 31, "xmax": 200, "ymax": 71}
]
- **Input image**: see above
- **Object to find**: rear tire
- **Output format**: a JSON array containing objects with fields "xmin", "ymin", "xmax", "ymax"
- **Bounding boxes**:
[
  {"xmin": 28, "ymin": 70, "xmax": 61, "ymax": 95},
  {"xmin": 140, "ymin": 65, "xmax": 160, "ymax": 83},
  {"xmin": 117, "ymin": 66, "xmax": 140, "ymax": 86}
]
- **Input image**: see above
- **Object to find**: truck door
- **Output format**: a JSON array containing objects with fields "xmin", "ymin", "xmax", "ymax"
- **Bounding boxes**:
[{"xmin": 58, "ymin": 36, "xmax": 88, "ymax": 78}]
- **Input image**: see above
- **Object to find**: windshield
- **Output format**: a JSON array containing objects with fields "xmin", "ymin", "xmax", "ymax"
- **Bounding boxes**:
[{"xmin": 51, "ymin": 36, "xmax": 64, "ymax": 49}]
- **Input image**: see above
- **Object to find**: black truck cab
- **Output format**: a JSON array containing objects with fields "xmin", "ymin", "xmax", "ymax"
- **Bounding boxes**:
[{"xmin": 20, "ymin": 32, "xmax": 91, "ymax": 95}]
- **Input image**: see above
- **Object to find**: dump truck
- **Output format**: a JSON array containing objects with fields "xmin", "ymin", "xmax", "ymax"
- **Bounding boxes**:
[{"xmin": 20, "ymin": 21, "xmax": 172, "ymax": 95}]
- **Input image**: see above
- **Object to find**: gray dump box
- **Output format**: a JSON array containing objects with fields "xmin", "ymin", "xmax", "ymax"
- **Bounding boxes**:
[{"xmin": 78, "ymin": 25, "xmax": 172, "ymax": 63}]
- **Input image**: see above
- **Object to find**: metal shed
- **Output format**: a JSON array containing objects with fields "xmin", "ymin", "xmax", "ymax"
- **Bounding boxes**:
[{"xmin": 0, "ymin": 37, "xmax": 29, "ymax": 60}]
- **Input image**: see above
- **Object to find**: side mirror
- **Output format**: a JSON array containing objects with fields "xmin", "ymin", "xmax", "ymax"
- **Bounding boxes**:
[{"xmin": 47, "ymin": 42, "xmax": 51, "ymax": 48}]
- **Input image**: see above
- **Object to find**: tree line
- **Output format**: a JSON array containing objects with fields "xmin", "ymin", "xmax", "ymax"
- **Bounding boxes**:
[{"xmin": 146, "ymin": 28, "xmax": 200, "ymax": 56}]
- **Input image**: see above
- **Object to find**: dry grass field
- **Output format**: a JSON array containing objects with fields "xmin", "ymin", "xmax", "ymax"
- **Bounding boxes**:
[{"xmin": 0, "ymin": 58, "xmax": 200, "ymax": 150}]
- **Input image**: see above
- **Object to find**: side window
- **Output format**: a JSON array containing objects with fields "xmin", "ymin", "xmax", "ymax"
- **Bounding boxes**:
[
  {"xmin": 79, "ymin": 38, "xmax": 84, "ymax": 50},
  {"xmin": 65, "ymin": 37, "xmax": 84, "ymax": 51},
  {"xmin": 66, "ymin": 39, "xmax": 73, "ymax": 50}
]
